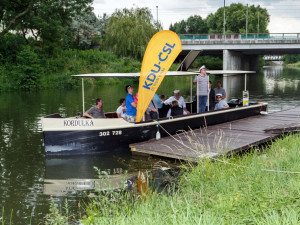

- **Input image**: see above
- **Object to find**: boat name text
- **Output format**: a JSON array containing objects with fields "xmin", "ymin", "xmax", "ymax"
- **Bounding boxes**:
[
  {"xmin": 143, "ymin": 43, "xmax": 175, "ymax": 91},
  {"xmin": 64, "ymin": 120, "xmax": 94, "ymax": 126}
]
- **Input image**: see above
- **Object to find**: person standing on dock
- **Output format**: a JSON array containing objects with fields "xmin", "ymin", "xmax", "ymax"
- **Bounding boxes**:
[
  {"xmin": 125, "ymin": 85, "xmax": 137, "ymax": 122},
  {"xmin": 214, "ymin": 81, "xmax": 227, "ymax": 100},
  {"xmin": 193, "ymin": 65, "xmax": 209, "ymax": 113}
]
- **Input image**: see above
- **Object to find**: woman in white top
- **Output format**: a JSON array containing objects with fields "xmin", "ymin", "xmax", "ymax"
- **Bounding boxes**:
[{"xmin": 116, "ymin": 98, "xmax": 126, "ymax": 118}]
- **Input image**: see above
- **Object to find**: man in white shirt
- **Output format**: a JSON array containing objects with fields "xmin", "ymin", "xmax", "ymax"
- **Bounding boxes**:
[{"xmin": 164, "ymin": 90, "xmax": 190, "ymax": 115}]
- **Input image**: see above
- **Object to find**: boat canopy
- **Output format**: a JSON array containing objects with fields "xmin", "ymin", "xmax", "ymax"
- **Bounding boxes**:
[{"xmin": 72, "ymin": 70, "xmax": 255, "ymax": 78}]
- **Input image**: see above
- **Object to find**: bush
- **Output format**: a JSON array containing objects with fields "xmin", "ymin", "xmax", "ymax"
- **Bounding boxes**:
[{"xmin": 11, "ymin": 46, "xmax": 43, "ymax": 90}]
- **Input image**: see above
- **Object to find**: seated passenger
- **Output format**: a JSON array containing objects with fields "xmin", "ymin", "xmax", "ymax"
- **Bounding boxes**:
[
  {"xmin": 207, "ymin": 81, "xmax": 215, "ymax": 111},
  {"xmin": 214, "ymin": 81, "xmax": 226, "ymax": 99},
  {"xmin": 158, "ymin": 94, "xmax": 170, "ymax": 118},
  {"xmin": 84, "ymin": 98, "xmax": 105, "ymax": 118},
  {"xmin": 116, "ymin": 98, "xmax": 126, "ymax": 119},
  {"xmin": 145, "ymin": 98, "xmax": 159, "ymax": 120},
  {"xmin": 164, "ymin": 90, "xmax": 190, "ymax": 115},
  {"xmin": 214, "ymin": 94, "xmax": 229, "ymax": 110},
  {"xmin": 166, "ymin": 100, "xmax": 187, "ymax": 117}
]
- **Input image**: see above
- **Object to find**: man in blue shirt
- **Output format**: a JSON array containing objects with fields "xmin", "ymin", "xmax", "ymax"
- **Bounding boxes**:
[
  {"xmin": 125, "ymin": 85, "xmax": 137, "ymax": 122},
  {"xmin": 214, "ymin": 94, "xmax": 229, "ymax": 110}
]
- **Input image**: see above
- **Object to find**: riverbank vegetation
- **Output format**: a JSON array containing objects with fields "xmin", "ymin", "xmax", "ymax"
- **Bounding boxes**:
[
  {"xmin": 79, "ymin": 133, "xmax": 300, "ymax": 224},
  {"xmin": 0, "ymin": 3, "xmax": 271, "ymax": 91}
]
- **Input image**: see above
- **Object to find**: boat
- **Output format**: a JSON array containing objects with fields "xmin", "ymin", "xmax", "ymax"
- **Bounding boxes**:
[{"xmin": 41, "ymin": 70, "xmax": 268, "ymax": 155}]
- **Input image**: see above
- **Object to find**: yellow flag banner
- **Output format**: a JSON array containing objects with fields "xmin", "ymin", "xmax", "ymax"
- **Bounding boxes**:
[{"xmin": 136, "ymin": 30, "xmax": 182, "ymax": 122}]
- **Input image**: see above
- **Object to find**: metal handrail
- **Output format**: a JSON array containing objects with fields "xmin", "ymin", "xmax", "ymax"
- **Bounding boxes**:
[{"xmin": 179, "ymin": 33, "xmax": 300, "ymax": 40}]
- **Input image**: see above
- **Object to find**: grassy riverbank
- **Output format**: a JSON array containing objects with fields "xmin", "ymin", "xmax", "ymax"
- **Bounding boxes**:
[
  {"xmin": 81, "ymin": 133, "xmax": 300, "ymax": 225},
  {"xmin": 0, "ymin": 44, "xmax": 222, "ymax": 91},
  {"xmin": 0, "ymin": 48, "xmax": 144, "ymax": 91}
]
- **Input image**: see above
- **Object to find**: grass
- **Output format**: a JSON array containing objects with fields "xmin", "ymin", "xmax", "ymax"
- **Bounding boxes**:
[
  {"xmin": 286, "ymin": 61, "xmax": 300, "ymax": 68},
  {"xmin": 81, "ymin": 133, "xmax": 300, "ymax": 225}
]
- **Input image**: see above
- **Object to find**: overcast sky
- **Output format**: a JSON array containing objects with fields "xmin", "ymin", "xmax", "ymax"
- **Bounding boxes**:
[{"xmin": 93, "ymin": 0, "xmax": 300, "ymax": 33}]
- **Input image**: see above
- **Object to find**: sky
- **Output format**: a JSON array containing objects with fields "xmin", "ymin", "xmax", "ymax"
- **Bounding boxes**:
[{"xmin": 92, "ymin": 0, "xmax": 300, "ymax": 33}]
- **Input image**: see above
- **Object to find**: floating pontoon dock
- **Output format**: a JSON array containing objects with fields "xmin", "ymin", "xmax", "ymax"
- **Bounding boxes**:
[{"xmin": 130, "ymin": 107, "xmax": 300, "ymax": 161}]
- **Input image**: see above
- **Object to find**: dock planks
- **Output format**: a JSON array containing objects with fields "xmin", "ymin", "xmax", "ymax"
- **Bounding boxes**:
[{"xmin": 130, "ymin": 107, "xmax": 300, "ymax": 161}]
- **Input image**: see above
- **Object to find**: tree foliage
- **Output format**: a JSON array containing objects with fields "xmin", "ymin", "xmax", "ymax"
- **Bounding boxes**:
[
  {"xmin": 0, "ymin": 0, "xmax": 93, "ymax": 50},
  {"xmin": 71, "ymin": 12, "xmax": 108, "ymax": 49},
  {"xmin": 207, "ymin": 3, "xmax": 270, "ymax": 33},
  {"xmin": 103, "ymin": 7, "xmax": 161, "ymax": 60},
  {"xmin": 170, "ymin": 3, "xmax": 270, "ymax": 34},
  {"xmin": 170, "ymin": 15, "xmax": 208, "ymax": 34}
]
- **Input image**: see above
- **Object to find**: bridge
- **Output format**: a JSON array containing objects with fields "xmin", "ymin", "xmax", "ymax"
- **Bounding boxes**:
[
  {"xmin": 178, "ymin": 33, "xmax": 300, "ymax": 71},
  {"xmin": 263, "ymin": 55, "xmax": 283, "ymax": 61}
]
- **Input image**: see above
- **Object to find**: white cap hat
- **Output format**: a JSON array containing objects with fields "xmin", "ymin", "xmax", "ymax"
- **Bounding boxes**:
[
  {"xmin": 199, "ymin": 65, "xmax": 207, "ymax": 71},
  {"xmin": 216, "ymin": 93, "xmax": 223, "ymax": 97},
  {"xmin": 174, "ymin": 90, "xmax": 180, "ymax": 94}
]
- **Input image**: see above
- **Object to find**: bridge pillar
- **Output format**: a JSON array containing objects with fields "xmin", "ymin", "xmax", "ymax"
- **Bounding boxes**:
[{"xmin": 223, "ymin": 50, "xmax": 258, "ymax": 71}]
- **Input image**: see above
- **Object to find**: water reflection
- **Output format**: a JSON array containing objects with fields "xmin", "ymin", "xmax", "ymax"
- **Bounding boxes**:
[
  {"xmin": 44, "ymin": 154, "xmax": 131, "ymax": 195},
  {"xmin": 217, "ymin": 66, "xmax": 300, "ymax": 112},
  {"xmin": 1, "ymin": 66, "xmax": 300, "ymax": 224}
]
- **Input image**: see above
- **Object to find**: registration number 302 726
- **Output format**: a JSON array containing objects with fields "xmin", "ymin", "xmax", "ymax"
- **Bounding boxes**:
[{"xmin": 99, "ymin": 130, "xmax": 122, "ymax": 136}]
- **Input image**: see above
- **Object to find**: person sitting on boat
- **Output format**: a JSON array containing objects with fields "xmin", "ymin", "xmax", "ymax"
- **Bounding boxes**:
[
  {"xmin": 84, "ymin": 98, "xmax": 105, "ymax": 118},
  {"xmin": 134, "ymin": 92, "xmax": 138, "ymax": 104},
  {"xmin": 214, "ymin": 94, "xmax": 229, "ymax": 110},
  {"xmin": 145, "ymin": 98, "xmax": 159, "ymax": 120},
  {"xmin": 214, "ymin": 80, "xmax": 226, "ymax": 100},
  {"xmin": 125, "ymin": 85, "xmax": 137, "ymax": 122},
  {"xmin": 207, "ymin": 81, "xmax": 215, "ymax": 111},
  {"xmin": 116, "ymin": 98, "xmax": 126, "ymax": 119},
  {"xmin": 164, "ymin": 90, "xmax": 190, "ymax": 115},
  {"xmin": 166, "ymin": 100, "xmax": 186, "ymax": 117},
  {"xmin": 158, "ymin": 94, "xmax": 170, "ymax": 118}
]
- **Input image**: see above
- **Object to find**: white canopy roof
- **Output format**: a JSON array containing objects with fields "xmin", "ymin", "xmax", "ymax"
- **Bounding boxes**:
[{"xmin": 72, "ymin": 70, "xmax": 255, "ymax": 78}]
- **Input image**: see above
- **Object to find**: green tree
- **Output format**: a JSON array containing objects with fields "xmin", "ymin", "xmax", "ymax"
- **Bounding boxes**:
[
  {"xmin": 11, "ymin": 46, "xmax": 43, "ymax": 89},
  {"xmin": 103, "ymin": 7, "xmax": 161, "ymax": 60},
  {"xmin": 0, "ymin": 0, "xmax": 93, "ymax": 51},
  {"xmin": 71, "ymin": 11, "xmax": 107, "ymax": 49},
  {"xmin": 207, "ymin": 3, "xmax": 270, "ymax": 34},
  {"xmin": 170, "ymin": 15, "xmax": 208, "ymax": 34}
]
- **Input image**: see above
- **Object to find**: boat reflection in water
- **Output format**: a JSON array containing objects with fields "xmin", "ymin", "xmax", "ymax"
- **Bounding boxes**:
[
  {"xmin": 44, "ymin": 152, "xmax": 136, "ymax": 196},
  {"xmin": 43, "ymin": 152, "xmax": 178, "ymax": 196}
]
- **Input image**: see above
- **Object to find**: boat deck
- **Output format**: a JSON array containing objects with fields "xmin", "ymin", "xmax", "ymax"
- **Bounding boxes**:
[{"xmin": 130, "ymin": 107, "xmax": 300, "ymax": 161}]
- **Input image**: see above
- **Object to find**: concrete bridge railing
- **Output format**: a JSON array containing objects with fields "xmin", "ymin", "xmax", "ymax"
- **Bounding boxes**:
[
  {"xmin": 179, "ymin": 33, "xmax": 300, "ymax": 41},
  {"xmin": 179, "ymin": 33, "xmax": 300, "ymax": 71}
]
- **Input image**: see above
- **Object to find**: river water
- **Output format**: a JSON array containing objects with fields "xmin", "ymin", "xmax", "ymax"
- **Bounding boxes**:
[{"xmin": 0, "ymin": 65, "xmax": 300, "ymax": 224}]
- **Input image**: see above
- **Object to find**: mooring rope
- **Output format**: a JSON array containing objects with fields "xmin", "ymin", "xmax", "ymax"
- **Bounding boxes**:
[{"xmin": 156, "ymin": 121, "xmax": 300, "ymax": 174}]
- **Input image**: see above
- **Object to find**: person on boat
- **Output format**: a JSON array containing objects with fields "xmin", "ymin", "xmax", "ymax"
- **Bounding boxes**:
[
  {"xmin": 84, "ymin": 98, "xmax": 105, "ymax": 118},
  {"xmin": 214, "ymin": 94, "xmax": 229, "ymax": 110},
  {"xmin": 166, "ymin": 100, "xmax": 186, "ymax": 117},
  {"xmin": 134, "ymin": 92, "xmax": 138, "ymax": 104},
  {"xmin": 125, "ymin": 85, "xmax": 137, "ymax": 122},
  {"xmin": 116, "ymin": 98, "xmax": 126, "ymax": 119},
  {"xmin": 158, "ymin": 94, "xmax": 170, "ymax": 118},
  {"xmin": 207, "ymin": 81, "xmax": 216, "ymax": 111},
  {"xmin": 214, "ymin": 80, "xmax": 227, "ymax": 100},
  {"xmin": 145, "ymin": 98, "xmax": 159, "ymax": 120},
  {"xmin": 164, "ymin": 90, "xmax": 190, "ymax": 115},
  {"xmin": 193, "ymin": 65, "xmax": 209, "ymax": 113}
]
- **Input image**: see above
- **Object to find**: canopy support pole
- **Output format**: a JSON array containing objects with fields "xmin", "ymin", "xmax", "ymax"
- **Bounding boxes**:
[
  {"xmin": 190, "ymin": 76, "xmax": 193, "ymax": 113},
  {"xmin": 82, "ymin": 78, "xmax": 85, "ymax": 113},
  {"xmin": 197, "ymin": 75, "xmax": 199, "ymax": 113},
  {"xmin": 207, "ymin": 77, "xmax": 209, "ymax": 112}
]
